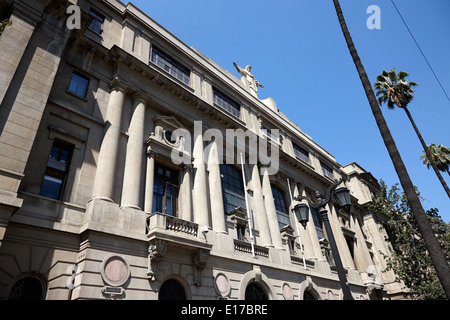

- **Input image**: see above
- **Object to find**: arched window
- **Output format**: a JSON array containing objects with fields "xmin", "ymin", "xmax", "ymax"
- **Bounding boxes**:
[
  {"xmin": 159, "ymin": 279, "xmax": 186, "ymax": 300},
  {"xmin": 220, "ymin": 164, "xmax": 246, "ymax": 214},
  {"xmin": 9, "ymin": 276, "xmax": 44, "ymax": 300},
  {"xmin": 245, "ymin": 282, "xmax": 267, "ymax": 300},
  {"xmin": 271, "ymin": 185, "xmax": 290, "ymax": 229}
]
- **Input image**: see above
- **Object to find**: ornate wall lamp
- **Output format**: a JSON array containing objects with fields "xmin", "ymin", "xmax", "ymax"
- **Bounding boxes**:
[{"xmin": 292, "ymin": 178, "xmax": 353, "ymax": 300}]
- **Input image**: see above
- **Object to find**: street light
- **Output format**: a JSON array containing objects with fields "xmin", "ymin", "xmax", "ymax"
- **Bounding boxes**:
[
  {"xmin": 292, "ymin": 203, "xmax": 309, "ymax": 229},
  {"xmin": 293, "ymin": 178, "xmax": 353, "ymax": 300}
]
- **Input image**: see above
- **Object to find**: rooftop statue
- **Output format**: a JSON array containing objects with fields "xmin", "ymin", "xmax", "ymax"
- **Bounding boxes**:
[{"xmin": 233, "ymin": 62, "xmax": 264, "ymax": 98}]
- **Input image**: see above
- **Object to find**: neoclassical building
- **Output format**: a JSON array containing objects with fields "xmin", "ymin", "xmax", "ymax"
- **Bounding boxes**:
[{"xmin": 0, "ymin": 0, "xmax": 409, "ymax": 300}]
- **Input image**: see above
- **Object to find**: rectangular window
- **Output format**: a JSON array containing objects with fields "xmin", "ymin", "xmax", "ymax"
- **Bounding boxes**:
[
  {"xmin": 213, "ymin": 89, "xmax": 241, "ymax": 118},
  {"xmin": 321, "ymin": 162, "xmax": 334, "ymax": 180},
  {"xmin": 271, "ymin": 185, "xmax": 290, "ymax": 230},
  {"xmin": 220, "ymin": 164, "xmax": 246, "ymax": 214},
  {"xmin": 311, "ymin": 207, "xmax": 325, "ymax": 239},
  {"xmin": 40, "ymin": 140, "xmax": 74, "ymax": 200},
  {"xmin": 150, "ymin": 47, "xmax": 190, "ymax": 85},
  {"xmin": 68, "ymin": 72, "xmax": 89, "ymax": 98},
  {"xmin": 152, "ymin": 164, "xmax": 179, "ymax": 216},
  {"xmin": 88, "ymin": 8, "xmax": 105, "ymax": 34},
  {"xmin": 293, "ymin": 143, "xmax": 310, "ymax": 164}
]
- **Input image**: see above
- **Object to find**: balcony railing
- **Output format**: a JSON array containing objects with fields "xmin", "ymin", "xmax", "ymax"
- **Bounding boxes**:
[
  {"xmin": 147, "ymin": 212, "xmax": 198, "ymax": 237},
  {"xmin": 233, "ymin": 239, "xmax": 269, "ymax": 258},
  {"xmin": 166, "ymin": 214, "xmax": 198, "ymax": 236}
]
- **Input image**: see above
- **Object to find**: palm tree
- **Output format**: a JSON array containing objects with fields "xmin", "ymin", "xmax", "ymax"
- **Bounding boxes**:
[
  {"xmin": 374, "ymin": 68, "xmax": 450, "ymax": 198},
  {"xmin": 332, "ymin": 0, "xmax": 450, "ymax": 299},
  {"xmin": 421, "ymin": 143, "xmax": 450, "ymax": 176}
]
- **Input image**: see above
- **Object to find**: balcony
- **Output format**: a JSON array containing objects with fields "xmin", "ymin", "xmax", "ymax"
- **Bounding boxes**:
[
  {"xmin": 233, "ymin": 239, "xmax": 269, "ymax": 258},
  {"xmin": 146, "ymin": 212, "xmax": 211, "ymax": 251},
  {"xmin": 146, "ymin": 212, "xmax": 212, "ymax": 284}
]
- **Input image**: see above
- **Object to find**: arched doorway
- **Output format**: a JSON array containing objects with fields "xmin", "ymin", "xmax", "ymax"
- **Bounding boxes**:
[
  {"xmin": 245, "ymin": 282, "xmax": 267, "ymax": 300},
  {"xmin": 159, "ymin": 279, "xmax": 186, "ymax": 300},
  {"xmin": 9, "ymin": 276, "xmax": 45, "ymax": 300},
  {"xmin": 303, "ymin": 290, "xmax": 316, "ymax": 300}
]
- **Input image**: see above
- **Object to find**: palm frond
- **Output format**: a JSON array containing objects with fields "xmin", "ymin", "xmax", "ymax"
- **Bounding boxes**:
[
  {"xmin": 376, "ymin": 75, "xmax": 387, "ymax": 82},
  {"xmin": 387, "ymin": 99, "xmax": 395, "ymax": 109},
  {"xmin": 398, "ymin": 71, "xmax": 409, "ymax": 80},
  {"xmin": 388, "ymin": 68, "xmax": 397, "ymax": 82}
]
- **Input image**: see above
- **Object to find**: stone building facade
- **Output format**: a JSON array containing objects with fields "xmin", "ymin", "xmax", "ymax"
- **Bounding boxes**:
[{"xmin": 0, "ymin": 0, "xmax": 408, "ymax": 300}]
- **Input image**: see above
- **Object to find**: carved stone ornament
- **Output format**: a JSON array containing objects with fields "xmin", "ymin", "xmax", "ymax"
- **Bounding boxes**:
[
  {"xmin": 229, "ymin": 207, "xmax": 248, "ymax": 227},
  {"xmin": 147, "ymin": 240, "xmax": 167, "ymax": 281},
  {"xmin": 193, "ymin": 249, "xmax": 210, "ymax": 287}
]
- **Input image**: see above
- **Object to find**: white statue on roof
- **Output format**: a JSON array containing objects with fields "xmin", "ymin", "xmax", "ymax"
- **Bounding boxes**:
[{"xmin": 233, "ymin": 62, "xmax": 264, "ymax": 98}]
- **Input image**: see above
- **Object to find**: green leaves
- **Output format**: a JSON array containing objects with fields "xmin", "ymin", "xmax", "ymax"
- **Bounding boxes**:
[
  {"xmin": 0, "ymin": 19, "xmax": 12, "ymax": 35},
  {"xmin": 368, "ymin": 181, "xmax": 449, "ymax": 299},
  {"xmin": 421, "ymin": 143, "xmax": 450, "ymax": 174},
  {"xmin": 373, "ymin": 68, "xmax": 418, "ymax": 109}
]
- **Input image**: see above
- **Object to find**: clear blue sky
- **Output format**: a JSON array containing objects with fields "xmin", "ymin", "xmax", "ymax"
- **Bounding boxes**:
[{"xmin": 129, "ymin": 0, "xmax": 450, "ymax": 222}]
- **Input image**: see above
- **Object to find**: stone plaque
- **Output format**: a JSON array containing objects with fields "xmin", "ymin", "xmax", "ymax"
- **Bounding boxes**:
[
  {"xmin": 100, "ymin": 255, "xmax": 130, "ymax": 287},
  {"xmin": 214, "ymin": 273, "xmax": 231, "ymax": 297},
  {"xmin": 282, "ymin": 283, "xmax": 293, "ymax": 300}
]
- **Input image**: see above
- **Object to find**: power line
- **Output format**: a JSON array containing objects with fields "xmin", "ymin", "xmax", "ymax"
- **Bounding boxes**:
[{"xmin": 390, "ymin": 0, "xmax": 450, "ymax": 104}]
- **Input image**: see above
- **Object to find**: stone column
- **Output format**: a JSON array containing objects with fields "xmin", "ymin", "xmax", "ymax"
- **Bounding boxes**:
[
  {"xmin": 351, "ymin": 213, "xmax": 373, "ymax": 272},
  {"xmin": 92, "ymin": 83, "xmax": 126, "ymax": 201},
  {"xmin": 260, "ymin": 167, "xmax": 283, "ymax": 249},
  {"xmin": 144, "ymin": 150, "xmax": 156, "ymax": 214},
  {"xmin": 299, "ymin": 186, "xmax": 324, "ymax": 260},
  {"xmin": 249, "ymin": 163, "xmax": 272, "ymax": 247},
  {"xmin": 328, "ymin": 204, "xmax": 355, "ymax": 269},
  {"xmin": 192, "ymin": 123, "xmax": 210, "ymax": 227},
  {"xmin": 179, "ymin": 165, "xmax": 193, "ymax": 221},
  {"xmin": 121, "ymin": 95, "xmax": 146, "ymax": 209},
  {"xmin": 207, "ymin": 140, "xmax": 227, "ymax": 233}
]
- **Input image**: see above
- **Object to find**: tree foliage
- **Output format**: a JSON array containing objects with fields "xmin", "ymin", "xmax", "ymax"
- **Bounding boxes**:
[
  {"xmin": 368, "ymin": 181, "xmax": 449, "ymax": 299},
  {"xmin": 374, "ymin": 68, "xmax": 418, "ymax": 109},
  {"xmin": 0, "ymin": 19, "xmax": 12, "ymax": 35},
  {"xmin": 421, "ymin": 143, "xmax": 450, "ymax": 175}
]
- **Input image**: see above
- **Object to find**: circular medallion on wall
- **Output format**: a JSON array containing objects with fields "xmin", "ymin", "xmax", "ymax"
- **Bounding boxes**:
[
  {"xmin": 100, "ymin": 255, "xmax": 131, "ymax": 287},
  {"xmin": 214, "ymin": 273, "xmax": 231, "ymax": 298},
  {"xmin": 282, "ymin": 283, "xmax": 293, "ymax": 300}
]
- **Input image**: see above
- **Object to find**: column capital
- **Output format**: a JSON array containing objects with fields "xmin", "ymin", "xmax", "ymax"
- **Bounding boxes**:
[
  {"xmin": 146, "ymin": 147, "xmax": 158, "ymax": 158},
  {"xmin": 131, "ymin": 91, "xmax": 147, "ymax": 104},
  {"xmin": 110, "ymin": 76, "xmax": 127, "ymax": 93}
]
